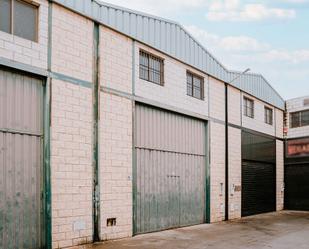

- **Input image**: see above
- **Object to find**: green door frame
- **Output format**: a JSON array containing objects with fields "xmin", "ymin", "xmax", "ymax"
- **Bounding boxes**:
[{"xmin": 43, "ymin": 77, "xmax": 52, "ymax": 249}]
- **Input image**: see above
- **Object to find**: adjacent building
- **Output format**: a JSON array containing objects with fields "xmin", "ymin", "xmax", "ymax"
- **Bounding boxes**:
[
  {"xmin": 0, "ymin": 1, "xmax": 286, "ymax": 249},
  {"xmin": 284, "ymin": 96, "xmax": 309, "ymax": 211}
]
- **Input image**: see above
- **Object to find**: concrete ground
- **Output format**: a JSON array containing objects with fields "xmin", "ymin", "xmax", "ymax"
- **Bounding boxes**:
[{"xmin": 87, "ymin": 211, "xmax": 309, "ymax": 249}]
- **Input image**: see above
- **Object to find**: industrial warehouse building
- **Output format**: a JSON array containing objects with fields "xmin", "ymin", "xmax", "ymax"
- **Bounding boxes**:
[
  {"xmin": 0, "ymin": 0, "xmax": 287, "ymax": 249},
  {"xmin": 285, "ymin": 96, "xmax": 309, "ymax": 211}
]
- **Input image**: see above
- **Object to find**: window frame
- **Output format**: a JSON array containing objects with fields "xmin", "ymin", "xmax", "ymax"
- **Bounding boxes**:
[
  {"xmin": 0, "ymin": 0, "xmax": 39, "ymax": 42},
  {"xmin": 139, "ymin": 49, "xmax": 164, "ymax": 86},
  {"xmin": 290, "ymin": 109, "xmax": 309, "ymax": 128},
  {"xmin": 243, "ymin": 96, "xmax": 254, "ymax": 118},
  {"xmin": 264, "ymin": 106, "xmax": 273, "ymax": 125},
  {"xmin": 186, "ymin": 70, "xmax": 204, "ymax": 100}
]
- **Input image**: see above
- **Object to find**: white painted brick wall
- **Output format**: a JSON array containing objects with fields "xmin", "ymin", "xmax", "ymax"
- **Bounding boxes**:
[
  {"xmin": 100, "ymin": 27, "xmax": 132, "ymax": 94},
  {"xmin": 51, "ymin": 79, "xmax": 93, "ymax": 249},
  {"xmin": 209, "ymin": 77, "xmax": 225, "ymax": 122},
  {"xmin": 0, "ymin": 0, "xmax": 48, "ymax": 69},
  {"xmin": 242, "ymin": 93, "xmax": 276, "ymax": 136},
  {"xmin": 100, "ymin": 92, "xmax": 133, "ymax": 240},
  {"xmin": 276, "ymin": 109, "xmax": 284, "ymax": 138},
  {"xmin": 228, "ymin": 127, "xmax": 241, "ymax": 219},
  {"xmin": 286, "ymin": 96, "xmax": 309, "ymax": 138},
  {"xmin": 228, "ymin": 86, "xmax": 241, "ymax": 126},
  {"xmin": 276, "ymin": 140, "xmax": 284, "ymax": 211},
  {"xmin": 51, "ymin": 5, "xmax": 93, "ymax": 82},
  {"xmin": 210, "ymin": 122, "xmax": 226, "ymax": 222},
  {"xmin": 135, "ymin": 42, "xmax": 209, "ymax": 117}
]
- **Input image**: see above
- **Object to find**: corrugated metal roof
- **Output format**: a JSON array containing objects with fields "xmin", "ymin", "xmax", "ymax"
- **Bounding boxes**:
[{"xmin": 52, "ymin": 0, "xmax": 285, "ymax": 109}]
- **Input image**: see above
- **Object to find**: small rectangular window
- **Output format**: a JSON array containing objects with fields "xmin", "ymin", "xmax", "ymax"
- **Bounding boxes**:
[
  {"xmin": 290, "ymin": 112, "xmax": 301, "ymax": 128},
  {"xmin": 187, "ymin": 71, "xmax": 204, "ymax": 100},
  {"xmin": 139, "ymin": 50, "xmax": 164, "ymax": 85},
  {"xmin": 244, "ymin": 97, "xmax": 254, "ymax": 118},
  {"xmin": 0, "ymin": 0, "xmax": 38, "ymax": 42},
  {"xmin": 264, "ymin": 107, "xmax": 273, "ymax": 125},
  {"xmin": 0, "ymin": 0, "xmax": 11, "ymax": 33},
  {"xmin": 301, "ymin": 110, "xmax": 309, "ymax": 126}
]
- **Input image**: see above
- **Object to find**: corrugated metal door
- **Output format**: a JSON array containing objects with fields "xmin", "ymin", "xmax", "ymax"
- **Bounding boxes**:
[
  {"xmin": 241, "ymin": 131, "xmax": 276, "ymax": 217},
  {"xmin": 135, "ymin": 104, "xmax": 206, "ymax": 234},
  {"xmin": 285, "ymin": 163, "xmax": 309, "ymax": 211},
  {"xmin": 241, "ymin": 161, "xmax": 276, "ymax": 217},
  {"xmin": 0, "ymin": 69, "xmax": 44, "ymax": 249}
]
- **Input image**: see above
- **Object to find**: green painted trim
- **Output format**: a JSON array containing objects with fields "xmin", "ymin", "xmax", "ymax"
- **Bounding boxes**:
[
  {"xmin": 48, "ymin": 0, "xmax": 53, "ymax": 71},
  {"xmin": 43, "ymin": 77, "xmax": 52, "ymax": 249},
  {"xmin": 0, "ymin": 57, "xmax": 48, "ymax": 77},
  {"xmin": 92, "ymin": 23, "xmax": 100, "ymax": 242},
  {"xmin": 132, "ymin": 40, "xmax": 136, "ymax": 95},
  {"xmin": 132, "ymin": 101, "xmax": 137, "ymax": 235},
  {"xmin": 49, "ymin": 72, "xmax": 92, "ymax": 89},
  {"xmin": 205, "ymin": 121, "xmax": 211, "ymax": 223}
]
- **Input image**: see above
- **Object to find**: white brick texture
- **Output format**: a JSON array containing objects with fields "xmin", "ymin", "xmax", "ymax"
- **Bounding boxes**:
[
  {"xmin": 209, "ymin": 77, "xmax": 225, "ymax": 122},
  {"xmin": 286, "ymin": 96, "xmax": 309, "ymax": 138},
  {"xmin": 228, "ymin": 86, "xmax": 241, "ymax": 126},
  {"xmin": 242, "ymin": 93, "xmax": 276, "ymax": 136},
  {"xmin": 0, "ymin": 0, "xmax": 48, "ymax": 69},
  {"xmin": 210, "ymin": 122, "xmax": 226, "ymax": 222},
  {"xmin": 51, "ymin": 5, "xmax": 93, "ymax": 82},
  {"xmin": 135, "ymin": 43, "xmax": 209, "ymax": 117},
  {"xmin": 276, "ymin": 140, "xmax": 284, "ymax": 211},
  {"xmin": 99, "ymin": 92, "xmax": 133, "ymax": 240},
  {"xmin": 51, "ymin": 79, "xmax": 93, "ymax": 249},
  {"xmin": 100, "ymin": 27, "xmax": 132, "ymax": 93},
  {"xmin": 228, "ymin": 127, "xmax": 242, "ymax": 219}
]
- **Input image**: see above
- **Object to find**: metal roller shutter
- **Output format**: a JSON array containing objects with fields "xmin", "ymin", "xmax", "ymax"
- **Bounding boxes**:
[
  {"xmin": 134, "ymin": 104, "xmax": 207, "ymax": 234},
  {"xmin": 242, "ymin": 161, "xmax": 276, "ymax": 217},
  {"xmin": 241, "ymin": 131, "xmax": 276, "ymax": 217},
  {"xmin": 285, "ymin": 163, "xmax": 309, "ymax": 211},
  {"xmin": 0, "ymin": 69, "xmax": 44, "ymax": 249}
]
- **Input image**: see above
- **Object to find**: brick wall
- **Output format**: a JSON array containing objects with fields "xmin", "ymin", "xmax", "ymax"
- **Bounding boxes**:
[
  {"xmin": 209, "ymin": 77, "xmax": 225, "ymax": 122},
  {"xmin": 276, "ymin": 140, "xmax": 284, "ymax": 211},
  {"xmin": 0, "ymin": 0, "xmax": 48, "ymax": 69},
  {"xmin": 100, "ymin": 27, "xmax": 132, "ymax": 94},
  {"xmin": 286, "ymin": 96, "xmax": 309, "ymax": 138},
  {"xmin": 134, "ymin": 42, "xmax": 209, "ymax": 117},
  {"xmin": 209, "ymin": 122, "xmax": 226, "ymax": 222},
  {"xmin": 276, "ymin": 109, "xmax": 284, "ymax": 138},
  {"xmin": 51, "ymin": 79, "xmax": 93, "ymax": 248},
  {"xmin": 99, "ymin": 92, "xmax": 133, "ymax": 240},
  {"xmin": 228, "ymin": 86, "xmax": 241, "ymax": 126},
  {"xmin": 51, "ymin": 4, "xmax": 93, "ymax": 82},
  {"xmin": 242, "ymin": 93, "xmax": 276, "ymax": 136},
  {"xmin": 228, "ymin": 127, "xmax": 242, "ymax": 219}
]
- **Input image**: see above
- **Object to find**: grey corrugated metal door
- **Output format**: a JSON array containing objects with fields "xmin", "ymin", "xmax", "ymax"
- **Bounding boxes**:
[
  {"xmin": 135, "ymin": 104, "xmax": 206, "ymax": 234},
  {"xmin": 0, "ymin": 69, "xmax": 44, "ymax": 249}
]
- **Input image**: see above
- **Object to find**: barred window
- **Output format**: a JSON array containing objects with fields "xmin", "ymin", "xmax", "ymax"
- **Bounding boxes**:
[
  {"xmin": 264, "ymin": 107, "xmax": 273, "ymax": 125},
  {"xmin": 139, "ymin": 50, "xmax": 164, "ymax": 85},
  {"xmin": 186, "ymin": 71, "xmax": 204, "ymax": 100},
  {"xmin": 244, "ymin": 97, "xmax": 254, "ymax": 118},
  {"xmin": 0, "ymin": 0, "xmax": 39, "ymax": 42},
  {"xmin": 291, "ymin": 110, "xmax": 309, "ymax": 128}
]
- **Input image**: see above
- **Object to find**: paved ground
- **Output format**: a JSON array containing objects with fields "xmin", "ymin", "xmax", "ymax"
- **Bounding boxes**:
[{"xmin": 86, "ymin": 211, "xmax": 309, "ymax": 249}]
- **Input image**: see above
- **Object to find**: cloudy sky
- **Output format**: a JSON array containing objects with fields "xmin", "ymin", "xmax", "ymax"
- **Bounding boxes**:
[{"xmin": 102, "ymin": 0, "xmax": 309, "ymax": 100}]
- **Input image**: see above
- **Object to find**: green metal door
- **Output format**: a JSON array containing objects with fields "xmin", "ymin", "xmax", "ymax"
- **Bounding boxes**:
[
  {"xmin": 134, "ymin": 104, "xmax": 206, "ymax": 234},
  {"xmin": 0, "ymin": 68, "xmax": 44, "ymax": 249}
]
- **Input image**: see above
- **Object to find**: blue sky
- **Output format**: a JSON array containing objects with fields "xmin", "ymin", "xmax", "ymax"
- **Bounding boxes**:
[{"xmin": 102, "ymin": 0, "xmax": 309, "ymax": 100}]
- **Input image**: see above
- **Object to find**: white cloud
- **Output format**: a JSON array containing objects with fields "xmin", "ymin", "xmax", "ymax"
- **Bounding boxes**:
[
  {"xmin": 100, "ymin": 0, "xmax": 208, "ymax": 16},
  {"xmin": 207, "ymin": 0, "xmax": 296, "ymax": 21},
  {"xmin": 186, "ymin": 25, "xmax": 269, "ymax": 52}
]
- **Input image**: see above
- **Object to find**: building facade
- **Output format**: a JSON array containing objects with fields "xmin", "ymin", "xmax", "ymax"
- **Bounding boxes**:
[
  {"xmin": 284, "ymin": 96, "xmax": 309, "ymax": 211},
  {"xmin": 0, "ymin": 1, "xmax": 285, "ymax": 249}
]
